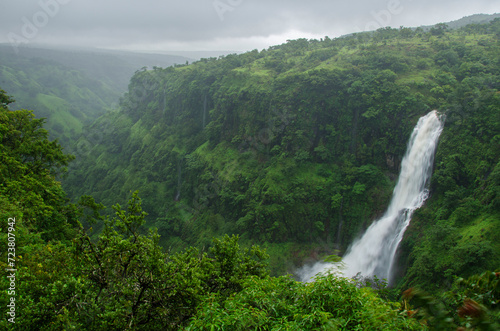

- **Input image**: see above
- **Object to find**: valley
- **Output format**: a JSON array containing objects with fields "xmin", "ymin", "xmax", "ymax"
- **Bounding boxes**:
[{"xmin": 0, "ymin": 15, "xmax": 499, "ymax": 330}]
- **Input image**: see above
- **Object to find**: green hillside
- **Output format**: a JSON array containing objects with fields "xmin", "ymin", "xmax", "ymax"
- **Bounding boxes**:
[
  {"xmin": 1, "ymin": 88, "xmax": 429, "ymax": 329},
  {"xmin": 63, "ymin": 18, "xmax": 500, "ymax": 293},
  {"xmin": 0, "ymin": 19, "xmax": 499, "ymax": 330},
  {"xmin": 0, "ymin": 45, "xmax": 192, "ymax": 148},
  {"xmin": 0, "ymin": 51, "xmax": 120, "ymax": 144}
]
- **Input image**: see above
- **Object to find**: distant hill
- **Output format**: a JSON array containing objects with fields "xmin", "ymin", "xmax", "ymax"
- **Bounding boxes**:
[
  {"xmin": 0, "ymin": 44, "xmax": 193, "ymax": 93},
  {"xmin": 419, "ymin": 13, "xmax": 500, "ymax": 31},
  {"xmin": 0, "ymin": 44, "xmax": 192, "ymax": 145},
  {"xmin": 341, "ymin": 13, "xmax": 500, "ymax": 38}
]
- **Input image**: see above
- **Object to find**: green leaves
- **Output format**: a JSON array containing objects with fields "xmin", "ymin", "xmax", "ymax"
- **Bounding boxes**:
[
  {"xmin": 0, "ymin": 88, "xmax": 14, "ymax": 108},
  {"xmin": 112, "ymin": 191, "xmax": 148, "ymax": 239},
  {"xmin": 61, "ymin": 195, "xmax": 270, "ymax": 329},
  {"xmin": 0, "ymin": 102, "xmax": 77, "ymax": 240},
  {"xmin": 208, "ymin": 235, "xmax": 269, "ymax": 294},
  {"xmin": 188, "ymin": 274, "xmax": 421, "ymax": 330}
]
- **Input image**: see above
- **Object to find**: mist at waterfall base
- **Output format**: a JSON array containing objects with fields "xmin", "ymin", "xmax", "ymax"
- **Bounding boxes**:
[{"xmin": 298, "ymin": 110, "xmax": 444, "ymax": 284}]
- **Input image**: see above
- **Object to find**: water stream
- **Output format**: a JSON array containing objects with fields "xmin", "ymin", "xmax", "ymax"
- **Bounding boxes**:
[{"xmin": 299, "ymin": 110, "xmax": 444, "ymax": 283}]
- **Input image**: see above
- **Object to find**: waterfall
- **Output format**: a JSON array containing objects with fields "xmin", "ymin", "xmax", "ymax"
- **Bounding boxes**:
[
  {"xmin": 175, "ymin": 159, "xmax": 182, "ymax": 201},
  {"xmin": 298, "ymin": 110, "xmax": 444, "ymax": 283}
]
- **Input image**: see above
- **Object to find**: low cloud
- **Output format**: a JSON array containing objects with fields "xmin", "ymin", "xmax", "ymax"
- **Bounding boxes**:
[{"xmin": 1, "ymin": 0, "xmax": 498, "ymax": 52}]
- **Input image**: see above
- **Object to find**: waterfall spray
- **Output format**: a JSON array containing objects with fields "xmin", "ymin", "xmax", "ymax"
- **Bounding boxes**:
[{"xmin": 299, "ymin": 110, "xmax": 444, "ymax": 283}]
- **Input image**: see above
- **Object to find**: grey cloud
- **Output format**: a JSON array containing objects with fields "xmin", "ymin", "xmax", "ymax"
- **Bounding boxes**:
[{"xmin": 1, "ymin": 0, "xmax": 498, "ymax": 52}]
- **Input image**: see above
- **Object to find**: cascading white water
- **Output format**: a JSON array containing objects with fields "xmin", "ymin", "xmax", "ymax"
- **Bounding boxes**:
[{"xmin": 298, "ymin": 110, "xmax": 444, "ymax": 283}]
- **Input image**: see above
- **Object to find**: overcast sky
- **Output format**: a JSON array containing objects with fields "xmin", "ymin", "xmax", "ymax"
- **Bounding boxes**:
[{"xmin": 1, "ymin": 0, "xmax": 498, "ymax": 54}]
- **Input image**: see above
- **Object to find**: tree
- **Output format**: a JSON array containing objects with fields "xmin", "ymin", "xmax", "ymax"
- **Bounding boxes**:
[
  {"xmin": 0, "ymin": 88, "xmax": 15, "ymax": 108},
  {"xmin": 70, "ymin": 191, "xmax": 269, "ymax": 330},
  {"xmin": 0, "ymin": 88, "xmax": 76, "ymax": 239},
  {"xmin": 187, "ymin": 273, "xmax": 422, "ymax": 330},
  {"xmin": 430, "ymin": 23, "xmax": 449, "ymax": 36}
]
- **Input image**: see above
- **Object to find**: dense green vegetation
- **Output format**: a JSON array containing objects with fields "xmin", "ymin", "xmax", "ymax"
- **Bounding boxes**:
[
  {"xmin": 0, "ymin": 93, "xmax": 425, "ymax": 328},
  {"xmin": 1, "ymin": 17, "xmax": 499, "ymax": 330},
  {"xmin": 0, "ymin": 49, "xmax": 120, "ymax": 144},
  {"xmin": 0, "ymin": 45, "xmax": 191, "ymax": 147},
  {"xmin": 64, "ymin": 19, "xmax": 499, "ymax": 286},
  {"xmin": 1, "ymin": 93, "xmax": 497, "ymax": 328},
  {"xmin": 0, "ymin": 91, "xmax": 76, "ymax": 240}
]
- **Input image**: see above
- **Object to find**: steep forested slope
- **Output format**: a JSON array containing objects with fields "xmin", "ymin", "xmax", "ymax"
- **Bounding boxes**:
[
  {"xmin": 1, "ymin": 88, "xmax": 426, "ymax": 329},
  {"xmin": 64, "ymin": 20, "xmax": 500, "ymax": 287}
]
